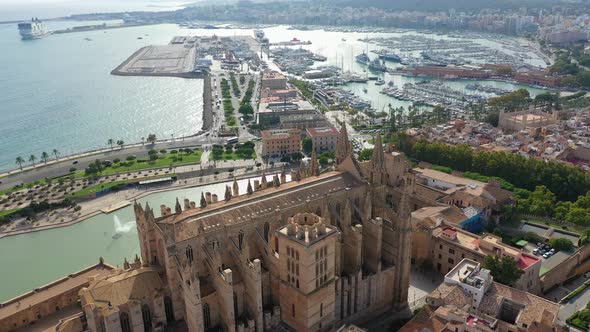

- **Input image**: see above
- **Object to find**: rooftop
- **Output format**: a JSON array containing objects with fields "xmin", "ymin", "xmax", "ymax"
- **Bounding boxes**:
[
  {"xmin": 0, "ymin": 262, "xmax": 114, "ymax": 320},
  {"xmin": 261, "ymin": 128, "xmax": 300, "ymax": 140},
  {"xmin": 306, "ymin": 127, "xmax": 339, "ymax": 138},
  {"xmin": 156, "ymin": 171, "xmax": 363, "ymax": 242}
]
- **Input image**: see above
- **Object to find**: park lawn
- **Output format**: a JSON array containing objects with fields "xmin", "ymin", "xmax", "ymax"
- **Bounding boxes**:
[
  {"xmin": 0, "ymin": 208, "xmax": 21, "ymax": 217},
  {"xmin": 213, "ymin": 151, "xmax": 256, "ymax": 161},
  {"xmin": 106, "ymin": 152, "xmax": 202, "ymax": 174},
  {"xmin": 65, "ymin": 179, "xmax": 130, "ymax": 198},
  {"xmin": 69, "ymin": 151, "xmax": 202, "ymax": 179}
]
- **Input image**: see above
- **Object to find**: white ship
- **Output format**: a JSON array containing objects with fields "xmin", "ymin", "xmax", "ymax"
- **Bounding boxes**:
[{"xmin": 18, "ymin": 18, "xmax": 51, "ymax": 40}]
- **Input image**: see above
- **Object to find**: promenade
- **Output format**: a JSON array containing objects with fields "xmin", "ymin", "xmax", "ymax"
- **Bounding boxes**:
[{"xmin": 0, "ymin": 162, "xmax": 286, "ymax": 239}]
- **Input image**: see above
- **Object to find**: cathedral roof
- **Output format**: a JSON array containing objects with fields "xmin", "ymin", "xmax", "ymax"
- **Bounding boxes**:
[
  {"xmin": 164, "ymin": 171, "xmax": 364, "ymax": 242},
  {"xmin": 79, "ymin": 268, "xmax": 163, "ymax": 311}
]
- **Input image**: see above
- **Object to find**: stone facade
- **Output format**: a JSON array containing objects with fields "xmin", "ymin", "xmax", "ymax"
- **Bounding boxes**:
[
  {"xmin": 132, "ymin": 130, "xmax": 418, "ymax": 331},
  {"xmin": 306, "ymin": 127, "xmax": 339, "ymax": 153},
  {"xmin": 261, "ymin": 128, "xmax": 301, "ymax": 157}
]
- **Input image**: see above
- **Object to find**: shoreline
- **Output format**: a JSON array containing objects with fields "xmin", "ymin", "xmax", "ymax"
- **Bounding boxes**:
[{"xmin": 0, "ymin": 166, "xmax": 275, "ymax": 239}]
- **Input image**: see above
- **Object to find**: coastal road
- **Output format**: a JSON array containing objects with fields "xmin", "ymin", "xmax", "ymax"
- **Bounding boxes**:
[{"xmin": 0, "ymin": 135, "xmax": 226, "ymax": 191}]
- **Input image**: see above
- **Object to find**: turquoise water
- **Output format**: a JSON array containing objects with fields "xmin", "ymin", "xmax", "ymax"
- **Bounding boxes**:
[
  {"xmin": 0, "ymin": 21, "xmax": 203, "ymax": 171},
  {"xmin": 0, "ymin": 174, "xmax": 281, "ymax": 302},
  {"xmin": 0, "ymin": 22, "xmax": 547, "ymax": 171}
]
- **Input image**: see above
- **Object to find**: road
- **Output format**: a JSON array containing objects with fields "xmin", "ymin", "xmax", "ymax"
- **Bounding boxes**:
[
  {"xmin": 0, "ymin": 135, "xmax": 226, "ymax": 191},
  {"xmin": 2, "ymin": 67, "xmax": 262, "ymax": 191}
]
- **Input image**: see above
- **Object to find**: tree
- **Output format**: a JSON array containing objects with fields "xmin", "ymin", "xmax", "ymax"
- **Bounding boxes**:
[
  {"xmin": 302, "ymin": 138, "xmax": 313, "ymax": 154},
  {"xmin": 549, "ymin": 238, "xmax": 574, "ymax": 251},
  {"xmin": 108, "ymin": 138, "xmax": 114, "ymax": 150},
  {"xmin": 358, "ymin": 148, "xmax": 373, "ymax": 161},
  {"xmin": 484, "ymin": 255, "xmax": 524, "ymax": 287},
  {"xmin": 41, "ymin": 151, "xmax": 49, "ymax": 164},
  {"xmin": 29, "ymin": 154, "xmax": 37, "ymax": 166},
  {"xmin": 52, "ymin": 149, "xmax": 59, "ymax": 160},
  {"xmin": 147, "ymin": 134, "xmax": 157, "ymax": 145},
  {"xmin": 15, "ymin": 156, "xmax": 24, "ymax": 170},
  {"xmin": 141, "ymin": 137, "xmax": 145, "ymax": 145},
  {"xmin": 238, "ymin": 103, "xmax": 254, "ymax": 115},
  {"xmin": 116, "ymin": 140, "xmax": 124, "ymax": 149}
]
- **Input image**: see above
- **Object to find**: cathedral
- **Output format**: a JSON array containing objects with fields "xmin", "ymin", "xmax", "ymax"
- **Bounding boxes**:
[{"xmin": 97, "ymin": 127, "xmax": 418, "ymax": 332}]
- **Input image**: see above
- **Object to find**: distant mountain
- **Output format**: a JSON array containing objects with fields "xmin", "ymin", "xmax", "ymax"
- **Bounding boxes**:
[{"xmin": 321, "ymin": 0, "xmax": 564, "ymax": 10}]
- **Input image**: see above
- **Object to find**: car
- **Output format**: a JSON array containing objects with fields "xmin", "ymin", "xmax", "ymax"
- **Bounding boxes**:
[
  {"xmin": 585, "ymin": 271, "xmax": 590, "ymax": 279},
  {"xmin": 549, "ymin": 249, "xmax": 556, "ymax": 255},
  {"xmin": 543, "ymin": 253, "xmax": 550, "ymax": 259},
  {"xmin": 72, "ymin": 161, "xmax": 78, "ymax": 164},
  {"xmin": 533, "ymin": 248, "xmax": 540, "ymax": 255}
]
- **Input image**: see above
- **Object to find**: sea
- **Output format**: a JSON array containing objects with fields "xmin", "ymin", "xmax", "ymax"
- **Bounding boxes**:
[
  {"xmin": 0, "ymin": 11, "xmax": 548, "ymax": 172},
  {"xmin": 0, "ymin": 9, "xmax": 553, "ymax": 301}
]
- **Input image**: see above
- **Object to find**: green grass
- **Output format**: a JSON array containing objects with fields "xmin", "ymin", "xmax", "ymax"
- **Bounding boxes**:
[
  {"xmin": 65, "ymin": 180, "xmax": 130, "ymax": 198},
  {"xmin": 0, "ymin": 208, "xmax": 20, "ymax": 218},
  {"xmin": 68, "ymin": 151, "xmax": 202, "ymax": 179},
  {"xmin": 212, "ymin": 151, "xmax": 256, "ymax": 161}
]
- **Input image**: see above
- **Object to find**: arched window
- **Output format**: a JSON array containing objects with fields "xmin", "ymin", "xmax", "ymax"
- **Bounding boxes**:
[
  {"xmin": 264, "ymin": 222, "xmax": 270, "ymax": 242},
  {"xmin": 185, "ymin": 245, "xmax": 194, "ymax": 263},
  {"xmin": 335, "ymin": 203, "xmax": 341, "ymax": 217},
  {"xmin": 141, "ymin": 304, "xmax": 152, "ymax": 332},
  {"xmin": 292, "ymin": 303, "xmax": 295, "ymax": 318},
  {"xmin": 238, "ymin": 230, "xmax": 245, "ymax": 250},
  {"xmin": 316, "ymin": 208, "xmax": 321, "ymax": 216},
  {"xmin": 164, "ymin": 296, "xmax": 174, "ymax": 323},
  {"xmin": 320, "ymin": 303, "xmax": 323, "ymax": 317},
  {"xmin": 203, "ymin": 304, "xmax": 211, "ymax": 329},
  {"xmin": 120, "ymin": 312, "xmax": 131, "ymax": 332},
  {"xmin": 234, "ymin": 292, "xmax": 239, "ymax": 319}
]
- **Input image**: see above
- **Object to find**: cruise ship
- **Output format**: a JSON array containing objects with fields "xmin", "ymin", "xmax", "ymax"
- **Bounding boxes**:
[{"xmin": 18, "ymin": 18, "xmax": 51, "ymax": 40}]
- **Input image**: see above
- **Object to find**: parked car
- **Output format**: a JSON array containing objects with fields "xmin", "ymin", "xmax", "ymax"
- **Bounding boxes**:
[
  {"xmin": 543, "ymin": 252, "xmax": 552, "ymax": 259},
  {"xmin": 533, "ymin": 248, "xmax": 540, "ymax": 255}
]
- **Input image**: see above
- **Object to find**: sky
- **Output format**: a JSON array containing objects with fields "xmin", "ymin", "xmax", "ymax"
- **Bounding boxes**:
[{"xmin": 0, "ymin": 0, "xmax": 190, "ymax": 21}]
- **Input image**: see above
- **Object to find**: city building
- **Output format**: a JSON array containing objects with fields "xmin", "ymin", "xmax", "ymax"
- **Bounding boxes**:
[
  {"xmin": 261, "ymin": 70, "xmax": 287, "ymax": 91},
  {"xmin": 514, "ymin": 71, "xmax": 562, "ymax": 88},
  {"xmin": 411, "ymin": 218, "xmax": 541, "ymax": 293},
  {"xmin": 0, "ymin": 260, "xmax": 115, "ymax": 332},
  {"xmin": 261, "ymin": 128, "xmax": 301, "ymax": 157},
  {"xmin": 413, "ymin": 167, "xmax": 514, "ymax": 226},
  {"xmin": 127, "ymin": 131, "xmax": 417, "ymax": 331},
  {"xmin": 498, "ymin": 107, "xmax": 559, "ymax": 132},
  {"xmin": 306, "ymin": 127, "xmax": 340, "ymax": 152},
  {"xmin": 257, "ymin": 100, "xmax": 317, "ymax": 127},
  {"xmin": 400, "ymin": 259, "xmax": 559, "ymax": 332}
]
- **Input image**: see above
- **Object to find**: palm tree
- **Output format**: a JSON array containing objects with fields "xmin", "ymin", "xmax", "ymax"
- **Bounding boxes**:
[
  {"xmin": 116, "ymin": 140, "xmax": 124, "ymax": 149},
  {"xmin": 108, "ymin": 138, "xmax": 114, "ymax": 150},
  {"xmin": 29, "ymin": 154, "xmax": 37, "ymax": 166},
  {"xmin": 15, "ymin": 156, "xmax": 25, "ymax": 170},
  {"xmin": 52, "ymin": 149, "xmax": 59, "ymax": 160},
  {"xmin": 41, "ymin": 151, "xmax": 49, "ymax": 164}
]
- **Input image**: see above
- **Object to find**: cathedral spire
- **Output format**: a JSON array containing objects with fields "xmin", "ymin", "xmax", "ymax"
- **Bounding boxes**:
[
  {"xmin": 224, "ymin": 185, "xmax": 232, "ymax": 201},
  {"xmin": 398, "ymin": 176, "xmax": 413, "ymax": 221},
  {"xmin": 175, "ymin": 197, "xmax": 182, "ymax": 214},
  {"xmin": 232, "ymin": 178, "xmax": 239, "ymax": 197},
  {"xmin": 247, "ymin": 180, "xmax": 253, "ymax": 195},
  {"xmin": 200, "ymin": 192, "xmax": 207, "ymax": 208},
  {"xmin": 310, "ymin": 148, "xmax": 320, "ymax": 176},
  {"xmin": 369, "ymin": 134, "xmax": 387, "ymax": 184},
  {"xmin": 372, "ymin": 134, "xmax": 385, "ymax": 169},
  {"xmin": 336, "ymin": 120, "xmax": 352, "ymax": 165}
]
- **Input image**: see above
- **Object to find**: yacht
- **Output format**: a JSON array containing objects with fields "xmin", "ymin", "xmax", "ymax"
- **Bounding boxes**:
[
  {"xmin": 368, "ymin": 58, "xmax": 387, "ymax": 72},
  {"xmin": 378, "ymin": 52, "xmax": 401, "ymax": 62},
  {"xmin": 375, "ymin": 78, "xmax": 385, "ymax": 85},
  {"xmin": 18, "ymin": 18, "xmax": 51, "ymax": 40},
  {"xmin": 355, "ymin": 53, "xmax": 370, "ymax": 66}
]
